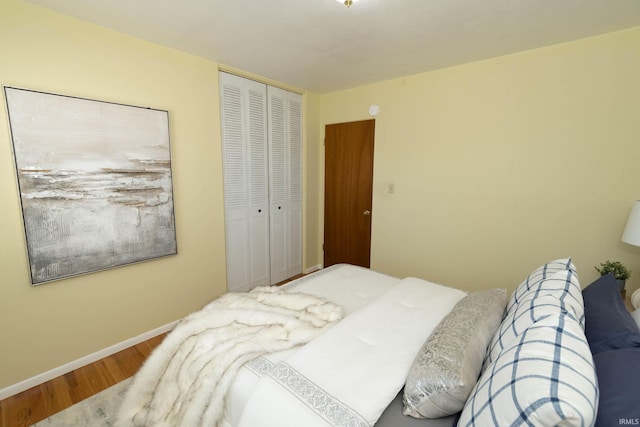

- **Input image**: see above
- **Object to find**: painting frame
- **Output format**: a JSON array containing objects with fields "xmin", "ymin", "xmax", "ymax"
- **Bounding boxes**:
[{"xmin": 4, "ymin": 86, "xmax": 177, "ymax": 285}]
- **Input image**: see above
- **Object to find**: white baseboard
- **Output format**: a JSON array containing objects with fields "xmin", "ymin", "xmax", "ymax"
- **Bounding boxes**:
[
  {"xmin": 304, "ymin": 264, "xmax": 322, "ymax": 274},
  {"xmin": 0, "ymin": 321, "xmax": 178, "ymax": 400}
]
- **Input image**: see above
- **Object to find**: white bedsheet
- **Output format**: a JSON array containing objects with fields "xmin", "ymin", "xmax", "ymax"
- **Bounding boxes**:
[{"xmin": 224, "ymin": 266, "xmax": 466, "ymax": 427}]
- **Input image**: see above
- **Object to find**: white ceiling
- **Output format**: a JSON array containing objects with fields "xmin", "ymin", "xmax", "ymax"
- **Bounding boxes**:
[{"xmin": 24, "ymin": 0, "xmax": 640, "ymax": 93}]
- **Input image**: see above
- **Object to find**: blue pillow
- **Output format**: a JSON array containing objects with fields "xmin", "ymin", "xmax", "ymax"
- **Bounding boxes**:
[
  {"xmin": 582, "ymin": 273, "xmax": 640, "ymax": 354},
  {"xmin": 593, "ymin": 348, "xmax": 640, "ymax": 426}
]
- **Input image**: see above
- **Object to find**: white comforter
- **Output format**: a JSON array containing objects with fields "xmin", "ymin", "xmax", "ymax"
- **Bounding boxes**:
[{"xmin": 235, "ymin": 275, "xmax": 466, "ymax": 427}]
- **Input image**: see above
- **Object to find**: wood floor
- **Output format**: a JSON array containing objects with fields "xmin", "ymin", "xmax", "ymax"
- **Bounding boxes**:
[
  {"xmin": 0, "ymin": 333, "xmax": 167, "ymax": 427},
  {"xmin": 0, "ymin": 274, "xmax": 309, "ymax": 427}
]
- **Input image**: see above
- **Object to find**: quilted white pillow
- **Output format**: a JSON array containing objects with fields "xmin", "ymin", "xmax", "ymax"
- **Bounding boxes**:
[
  {"xmin": 459, "ymin": 313, "xmax": 598, "ymax": 427},
  {"xmin": 485, "ymin": 267, "xmax": 583, "ymax": 366}
]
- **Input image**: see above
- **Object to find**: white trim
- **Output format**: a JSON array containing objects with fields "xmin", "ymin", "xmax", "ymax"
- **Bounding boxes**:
[
  {"xmin": 304, "ymin": 264, "xmax": 322, "ymax": 274},
  {"xmin": 0, "ymin": 321, "xmax": 178, "ymax": 400}
]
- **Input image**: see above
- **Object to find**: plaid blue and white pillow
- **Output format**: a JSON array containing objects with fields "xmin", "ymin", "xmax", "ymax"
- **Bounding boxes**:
[
  {"xmin": 485, "ymin": 270, "xmax": 584, "ymax": 366},
  {"xmin": 485, "ymin": 269, "xmax": 584, "ymax": 365},
  {"xmin": 459, "ymin": 313, "xmax": 598, "ymax": 427},
  {"xmin": 505, "ymin": 258, "xmax": 577, "ymax": 314}
]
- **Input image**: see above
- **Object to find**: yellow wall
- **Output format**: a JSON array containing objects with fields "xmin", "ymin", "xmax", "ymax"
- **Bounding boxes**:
[
  {"xmin": 0, "ymin": 0, "xmax": 323, "ymax": 390},
  {"xmin": 304, "ymin": 91, "xmax": 323, "ymax": 270},
  {"xmin": 320, "ymin": 27, "xmax": 640, "ymax": 293},
  {"xmin": 0, "ymin": 0, "xmax": 293, "ymax": 389}
]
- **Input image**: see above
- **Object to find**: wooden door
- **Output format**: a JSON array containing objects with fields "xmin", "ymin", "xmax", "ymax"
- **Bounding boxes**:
[{"xmin": 324, "ymin": 119, "xmax": 375, "ymax": 268}]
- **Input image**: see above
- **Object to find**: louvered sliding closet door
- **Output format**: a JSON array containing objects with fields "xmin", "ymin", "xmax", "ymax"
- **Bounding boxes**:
[
  {"xmin": 268, "ymin": 86, "xmax": 302, "ymax": 285},
  {"xmin": 220, "ymin": 72, "xmax": 270, "ymax": 292}
]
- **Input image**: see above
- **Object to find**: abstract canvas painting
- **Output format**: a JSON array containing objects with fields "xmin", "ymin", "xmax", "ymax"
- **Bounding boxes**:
[{"xmin": 4, "ymin": 87, "xmax": 177, "ymax": 284}]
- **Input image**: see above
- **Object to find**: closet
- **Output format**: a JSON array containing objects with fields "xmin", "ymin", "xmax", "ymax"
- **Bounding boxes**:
[{"xmin": 219, "ymin": 72, "xmax": 302, "ymax": 292}]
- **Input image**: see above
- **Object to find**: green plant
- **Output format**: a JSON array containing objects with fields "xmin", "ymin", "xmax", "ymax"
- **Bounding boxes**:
[{"xmin": 594, "ymin": 260, "xmax": 631, "ymax": 280}]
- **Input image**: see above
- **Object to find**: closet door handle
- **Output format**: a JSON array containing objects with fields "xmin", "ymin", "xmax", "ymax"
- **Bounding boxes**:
[{"xmin": 363, "ymin": 210, "xmax": 371, "ymax": 216}]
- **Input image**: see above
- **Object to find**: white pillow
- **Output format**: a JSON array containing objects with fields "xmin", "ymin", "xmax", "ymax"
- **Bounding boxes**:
[
  {"xmin": 459, "ymin": 313, "xmax": 598, "ymax": 427},
  {"xmin": 632, "ymin": 308, "xmax": 640, "ymax": 330},
  {"xmin": 632, "ymin": 288, "xmax": 640, "ymax": 310}
]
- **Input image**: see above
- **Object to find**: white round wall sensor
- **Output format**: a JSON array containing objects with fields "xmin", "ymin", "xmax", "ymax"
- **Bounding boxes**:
[{"xmin": 368, "ymin": 104, "xmax": 379, "ymax": 117}]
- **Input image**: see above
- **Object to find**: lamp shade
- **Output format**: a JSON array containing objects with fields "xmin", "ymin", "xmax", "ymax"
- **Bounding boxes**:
[{"xmin": 622, "ymin": 201, "xmax": 640, "ymax": 247}]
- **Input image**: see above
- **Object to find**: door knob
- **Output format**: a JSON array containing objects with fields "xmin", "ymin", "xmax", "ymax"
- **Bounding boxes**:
[{"xmin": 363, "ymin": 210, "xmax": 371, "ymax": 216}]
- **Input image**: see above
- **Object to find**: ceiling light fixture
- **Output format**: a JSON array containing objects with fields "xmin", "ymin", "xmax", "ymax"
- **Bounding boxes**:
[{"xmin": 337, "ymin": 0, "xmax": 358, "ymax": 8}]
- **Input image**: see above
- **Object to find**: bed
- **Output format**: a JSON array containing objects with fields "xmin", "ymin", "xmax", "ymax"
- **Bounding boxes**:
[{"xmin": 116, "ymin": 259, "xmax": 640, "ymax": 427}]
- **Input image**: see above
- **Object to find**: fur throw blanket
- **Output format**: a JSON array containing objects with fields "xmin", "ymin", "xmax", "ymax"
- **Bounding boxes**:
[{"xmin": 116, "ymin": 286, "xmax": 344, "ymax": 427}]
